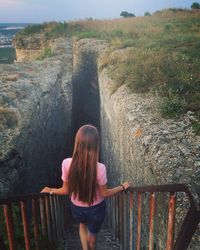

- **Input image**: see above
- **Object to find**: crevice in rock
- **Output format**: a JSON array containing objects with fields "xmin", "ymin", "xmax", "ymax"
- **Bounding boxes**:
[{"xmin": 71, "ymin": 50, "xmax": 100, "ymax": 152}]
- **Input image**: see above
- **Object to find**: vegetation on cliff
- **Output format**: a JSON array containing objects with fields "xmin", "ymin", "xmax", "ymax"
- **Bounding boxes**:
[{"xmin": 16, "ymin": 9, "xmax": 200, "ymax": 130}]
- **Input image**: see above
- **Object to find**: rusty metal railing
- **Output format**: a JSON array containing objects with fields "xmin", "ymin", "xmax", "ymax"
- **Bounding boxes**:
[
  {"xmin": 107, "ymin": 184, "xmax": 200, "ymax": 250},
  {"xmin": 1, "ymin": 184, "xmax": 199, "ymax": 250},
  {"xmin": 0, "ymin": 193, "xmax": 68, "ymax": 250}
]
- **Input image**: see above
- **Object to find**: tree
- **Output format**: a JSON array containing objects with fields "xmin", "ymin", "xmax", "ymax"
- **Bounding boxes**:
[
  {"xmin": 191, "ymin": 2, "xmax": 200, "ymax": 9},
  {"xmin": 120, "ymin": 11, "xmax": 135, "ymax": 18},
  {"xmin": 144, "ymin": 11, "xmax": 151, "ymax": 16}
]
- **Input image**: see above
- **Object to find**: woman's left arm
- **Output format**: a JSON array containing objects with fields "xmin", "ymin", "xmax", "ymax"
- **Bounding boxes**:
[{"xmin": 40, "ymin": 181, "xmax": 68, "ymax": 195}]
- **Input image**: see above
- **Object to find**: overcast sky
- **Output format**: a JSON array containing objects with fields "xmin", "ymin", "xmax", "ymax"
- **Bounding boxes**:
[{"xmin": 0, "ymin": 0, "xmax": 196, "ymax": 23}]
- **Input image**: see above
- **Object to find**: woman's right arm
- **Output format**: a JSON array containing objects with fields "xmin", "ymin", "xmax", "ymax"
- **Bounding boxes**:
[
  {"xmin": 40, "ymin": 181, "xmax": 68, "ymax": 195},
  {"xmin": 99, "ymin": 182, "xmax": 129, "ymax": 198}
]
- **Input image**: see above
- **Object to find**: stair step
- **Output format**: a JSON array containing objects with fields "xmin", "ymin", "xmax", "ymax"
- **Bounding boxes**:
[{"xmin": 61, "ymin": 223, "xmax": 120, "ymax": 250}]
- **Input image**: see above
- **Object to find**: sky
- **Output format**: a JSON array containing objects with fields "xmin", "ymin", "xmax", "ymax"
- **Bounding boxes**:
[{"xmin": 0, "ymin": 0, "xmax": 196, "ymax": 23}]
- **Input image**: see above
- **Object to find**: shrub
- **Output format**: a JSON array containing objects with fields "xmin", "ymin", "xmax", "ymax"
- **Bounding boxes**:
[
  {"xmin": 144, "ymin": 12, "xmax": 151, "ymax": 16},
  {"xmin": 159, "ymin": 97, "xmax": 184, "ymax": 118},
  {"xmin": 191, "ymin": 2, "xmax": 200, "ymax": 9},
  {"xmin": 106, "ymin": 46, "xmax": 199, "ymax": 119},
  {"xmin": 191, "ymin": 120, "xmax": 200, "ymax": 135},
  {"xmin": 18, "ymin": 24, "xmax": 44, "ymax": 36},
  {"xmin": 45, "ymin": 22, "xmax": 69, "ymax": 39},
  {"xmin": 36, "ymin": 47, "xmax": 52, "ymax": 60},
  {"xmin": 168, "ymin": 8, "xmax": 186, "ymax": 12},
  {"xmin": 120, "ymin": 11, "xmax": 135, "ymax": 18}
]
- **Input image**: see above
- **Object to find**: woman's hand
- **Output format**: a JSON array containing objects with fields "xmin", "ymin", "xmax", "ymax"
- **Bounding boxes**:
[
  {"xmin": 40, "ymin": 182, "xmax": 68, "ymax": 195},
  {"xmin": 40, "ymin": 187, "xmax": 51, "ymax": 193},
  {"xmin": 122, "ymin": 182, "xmax": 129, "ymax": 190}
]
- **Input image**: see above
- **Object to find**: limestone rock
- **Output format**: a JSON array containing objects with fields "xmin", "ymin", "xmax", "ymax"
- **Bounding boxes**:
[{"xmin": 0, "ymin": 38, "xmax": 73, "ymax": 197}]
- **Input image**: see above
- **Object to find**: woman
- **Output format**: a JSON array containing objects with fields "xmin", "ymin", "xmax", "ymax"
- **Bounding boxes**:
[{"xmin": 41, "ymin": 124, "xmax": 129, "ymax": 250}]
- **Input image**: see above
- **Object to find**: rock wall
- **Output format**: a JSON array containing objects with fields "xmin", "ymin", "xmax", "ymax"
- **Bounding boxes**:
[
  {"xmin": 99, "ymin": 72, "xmax": 200, "ymax": 189},
  {"xmin": 71, "ymin": 38, "xmax": 200, "ymax": 192},
  {"xmin": 72, "ymin": 39, "xmax": 200, "ymax": 249},
  {"xmin": 99, "ymin": 70, "xmax": 200, "ymax": 249},
  {"xmin": 0, "ymin": 38, "xmax": 73, "ymax": 197},
  {"xmin": 13, "ymin": 34, "xmax": 49, "ymax": 62},
  {"xmin": 99, "ymin": 51, "xmax": 200, "ymax": 249}
]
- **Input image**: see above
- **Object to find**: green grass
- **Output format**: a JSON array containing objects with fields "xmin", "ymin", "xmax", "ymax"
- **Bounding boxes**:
[
  {"xmin": 159, "ymin": 97, "xmax": 185, "ymax": 118},
  {"xmin": 36, "ymin": 47, "xmax": 52, "ymax": 60},
  {"xmin": 45, "ymin": 22, "xmax": 69, "ymax": 39},
  {"xmin": 192, "ymin": 120, "xmax": 200, "ymax": 135},
  {"xmin": 16, "ymin": 9, "xmax": 200, "ymax": 122},
  {"xmin": 76, "ymin": 30, "xmax": 100, "ymax": 39},
  {"xmin": 19, "ymin": 24, "xmax": 45, "ymax": 36},
  {"xmin": 17, "ymin": 22, "xmax": 69, "ymax": 39}
]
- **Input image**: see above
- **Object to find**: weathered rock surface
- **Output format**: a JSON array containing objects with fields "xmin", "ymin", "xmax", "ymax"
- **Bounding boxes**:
[
  {"xmin": 72, "ymin": 38, "xmax": 200, "ymax": 197},
  {"xmin": 100, "ymin": 75, "xmax": 200, "ymax": 191},
  {"xmin": 0, "ymin": 38, "xmax": 73, "ymax": 196},
  {"xmin": 72, "ymin": 39, "xmax": 200, "ymax": 249},
  {"xmin": 13, "ymin": 34, "xmax": 49, "ymax": 62}
]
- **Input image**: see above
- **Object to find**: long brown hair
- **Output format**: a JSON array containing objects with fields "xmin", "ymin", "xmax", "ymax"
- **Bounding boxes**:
[{"xmin": 68, "ymin": 125, "xmax": 99, "ymax": 204}]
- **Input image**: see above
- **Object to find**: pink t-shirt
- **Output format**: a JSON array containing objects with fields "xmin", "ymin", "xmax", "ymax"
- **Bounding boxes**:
[{"xmin": 61, "ymin": 158, "xmax": 107, "ymax": 207}]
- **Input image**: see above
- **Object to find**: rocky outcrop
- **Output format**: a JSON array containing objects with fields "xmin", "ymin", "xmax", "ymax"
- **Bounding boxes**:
[
  {"xmin": 0, "ymin": 38, "xmax": 73, "ymax": 196},
  {"xmin": 13, "ymin": 34, "xmax": 49, "ymax": 62}
]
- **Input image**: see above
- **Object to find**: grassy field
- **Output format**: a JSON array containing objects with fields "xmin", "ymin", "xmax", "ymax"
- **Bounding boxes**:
[{"xmin": 17, "ymin": 9, "xmax": 200, "ymax": 132}]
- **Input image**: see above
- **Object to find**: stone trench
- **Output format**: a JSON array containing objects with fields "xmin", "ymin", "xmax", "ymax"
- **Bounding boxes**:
[
  {"xmin": 61, "ymin": 44, "xmax": 121, "ymax": 250},
  {"xmin": 0, "ymin": 38, "xmax": 103, "ymax": 197},
  {"xmin": 71, "ymin": 49, "xmax": 100, "ymax": 148},
  {"xmin": 0, "ymin": 37, "xmax": 199, "ymax": 249}
]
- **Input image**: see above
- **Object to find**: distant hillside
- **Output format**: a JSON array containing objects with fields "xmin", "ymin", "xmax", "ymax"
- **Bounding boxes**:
[{"xmin": 16, "ymin": 9, "xmax": 200, "ymax": 133}]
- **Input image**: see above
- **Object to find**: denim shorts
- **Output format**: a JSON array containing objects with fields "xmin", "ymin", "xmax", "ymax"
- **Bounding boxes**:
[{"xmin": 71, "ymin": 200, "xmax": 106, "ymax": 234}]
